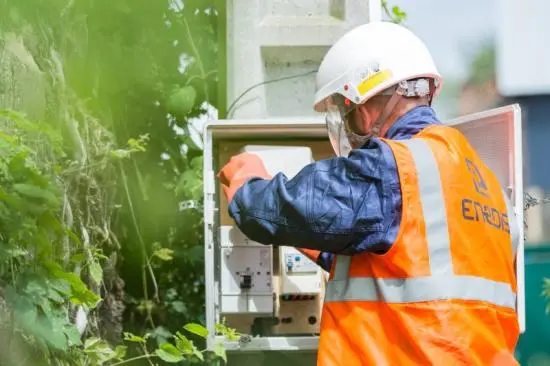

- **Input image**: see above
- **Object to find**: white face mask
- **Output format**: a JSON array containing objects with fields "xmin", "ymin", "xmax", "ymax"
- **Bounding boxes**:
[
  {"xmin": 324, "ymin": 79, "xmax": 433, "ymax": 157},
  {"xmin": 324, "ymin": 92, "xmax": 401, "ymax": 157},
  {"xmin": 325, "ymin": 104, "xmax": 359, "ymax": 157}
]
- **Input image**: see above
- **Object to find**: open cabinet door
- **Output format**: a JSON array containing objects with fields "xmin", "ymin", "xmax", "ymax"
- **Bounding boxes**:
[{"xmin": 447, "ymin": 104, "xmax": 525, "ymax": 333}]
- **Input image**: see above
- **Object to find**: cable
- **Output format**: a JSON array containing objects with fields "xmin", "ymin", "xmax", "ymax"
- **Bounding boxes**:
[
  {"xmin": 524, "ymin": 191, "xmax": 550, "ymax": 211},
  {"xmin": 523, "ymin": 192, "xmax": 550, "ymax": 239},
  {"xmin": 225, "ymin": 69, "xmax": 318, "ymax": 118}
]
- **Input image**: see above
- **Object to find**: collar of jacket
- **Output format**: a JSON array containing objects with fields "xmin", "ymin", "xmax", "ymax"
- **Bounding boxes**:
[{"xmin": 384, "ymin": 105, "xmax": 442, "ymax": 141}]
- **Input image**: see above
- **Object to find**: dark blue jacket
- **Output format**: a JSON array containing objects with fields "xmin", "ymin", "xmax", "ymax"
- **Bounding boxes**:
[{"xmin": 228, "ymin": 106, "xmax": 442, "ymax": 271}]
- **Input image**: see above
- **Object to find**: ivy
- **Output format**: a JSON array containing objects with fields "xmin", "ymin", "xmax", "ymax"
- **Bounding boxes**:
[{"xmin": 0, "ymin": 106, "xmax": 232, "ymax": 364}]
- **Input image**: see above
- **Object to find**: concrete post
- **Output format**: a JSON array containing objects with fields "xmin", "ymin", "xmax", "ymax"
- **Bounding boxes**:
[{"xmin": 226, "ymin": 0, "xmax": 381, "ymax": 119}]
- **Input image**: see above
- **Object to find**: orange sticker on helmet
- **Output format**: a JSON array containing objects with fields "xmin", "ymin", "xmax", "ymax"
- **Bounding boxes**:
[{"xmin": 356, "ymin": 69, "xmax": 393, "ymax": 96}]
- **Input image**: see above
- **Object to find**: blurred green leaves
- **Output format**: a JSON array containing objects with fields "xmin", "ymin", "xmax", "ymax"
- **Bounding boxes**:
[
  {"xmin": 167, "ymin": 85, "xmax": 198, "ymax": 120},
  {"xmin": 382, "ymin": 1, "xmax": 407, "ymax": 24},
  {"xmin": 0, "ymin": 0, "xmax": 226, "ymax": 363}
]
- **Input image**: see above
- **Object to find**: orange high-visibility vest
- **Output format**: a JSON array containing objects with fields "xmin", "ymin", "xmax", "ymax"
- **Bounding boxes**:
[{"xmin": 317, "ymin": 125, "xmax": 520, "ymax": 366}]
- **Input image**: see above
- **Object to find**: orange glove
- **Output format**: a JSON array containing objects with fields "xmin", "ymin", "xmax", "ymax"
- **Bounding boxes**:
[
  {"xmin": 296, "ymin": 248, "xmax": 321, "ymax": 263},
  {"xmin": 217, "ymin": 152, "xmax": 271, "ymax": 203}
]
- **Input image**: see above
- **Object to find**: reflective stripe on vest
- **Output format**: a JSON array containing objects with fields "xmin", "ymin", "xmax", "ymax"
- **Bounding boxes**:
[{"xmin": 325, "ymin": 139, "xmax": 517, "ymax": 310}]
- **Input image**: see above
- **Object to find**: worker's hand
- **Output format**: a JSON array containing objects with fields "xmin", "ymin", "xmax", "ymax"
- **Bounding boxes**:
[{"xmin": 217, "ymin": 152, "xmax": 271, "ymax": 203}]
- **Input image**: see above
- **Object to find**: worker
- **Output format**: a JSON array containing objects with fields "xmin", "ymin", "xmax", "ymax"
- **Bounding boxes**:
[{"xmin": 218, "ymin": 21, "xmax": 520, "ymax": 365}]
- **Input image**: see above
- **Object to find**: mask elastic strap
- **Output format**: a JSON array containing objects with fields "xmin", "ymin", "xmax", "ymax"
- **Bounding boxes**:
[
  {"xmin": 343, "ymin": 91, "xmax": 402, "ymax": 145},
  {"xmin": 370, "ymin": 91, "xmax": 403, "ymax": 137}
]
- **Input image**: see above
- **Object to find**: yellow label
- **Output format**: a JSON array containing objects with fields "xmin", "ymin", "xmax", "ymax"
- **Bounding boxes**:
[{"xmin": 356, "ymin": 69, "xmax": 393, "ymax": 96}]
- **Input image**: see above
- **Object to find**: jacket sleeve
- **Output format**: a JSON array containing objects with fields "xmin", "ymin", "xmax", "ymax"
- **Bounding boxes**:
[{"xmin": 228, "ymin": 142, "xmax": 401, "ymax": 255}]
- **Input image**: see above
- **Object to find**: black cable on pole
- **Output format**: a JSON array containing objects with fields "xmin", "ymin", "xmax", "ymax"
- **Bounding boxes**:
[{"xmin": 225, "ymin": 69, "xmax": 318, "ymax": 118}]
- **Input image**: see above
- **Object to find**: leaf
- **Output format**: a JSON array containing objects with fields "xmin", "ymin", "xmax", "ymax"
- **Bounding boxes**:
[
  {"xmin": 183, "ymin": 323, "xmax": 209, "ymax": 338},
  {"xmin": 190, "ymin": 156, "xmax": 203, "ymax": 170},
  {"xmin": 123, "ymin": 332, "xmax": 146, "ymax": 343},
  {"xmin": 46, "ymin": 263, "xmax": 101, "ymax": 308},
  {"xmin": 113, "ymin": 345, "xmax": 127, "ymax": 360},
  {"xmin": 13, "ymin": 295, "xmax": 38, "ymax": 329},
  {"xmin": 13, "ymin": 183, "xmax": 59, "ymax": 206},
  {"xmin": 392, "ymin": 5, "xmax": 401, "ymax": 16},
  {"xmin": 37, "ymin": 315, "xmax": 68, "ymax": 351},
  {"xmin": 38, "ymin": 297, "xmax": 53, "ymax": 319},
  {"xmin": 185, "ymin": 245, "xmax": 203, "ymax": 264},
  {"xmin": 63, "ymin": 324, "xmax": 82, "ymax": 346},
  {"xmin": 175, "ymin": 169, "xmax": 202, "ymax": 200},
  {"xmin": 170, "ymin": 300, "xmax": 187, "ymax": 314},
  {"xmin": 152, "ymin": 326, "xmax": 173, "ymax": 346},
  {"xmin": 390, "ymin": 5, "xmax": 406, "ymax": 22},
  {"xmin": 49, "ymin": 278, "xmax": 71, "ymax": 296},
  {"xmin": 193, "ymin": 347, "xmax": 205, "ymax": 361},
  {"xmin": 166, "ymin": 85, "xmax": 197, "ymax": 119},
  {"xmin": 155, "ymin": 343, "xmax": 184, "ymax": 363},
  {"xmin": 84, "ymin": 337, "xmax": 119, "ymax": 362},
  {"xmin": 84, "ymin": 337, "xmax": 103, "ymax": 350},
  {"xmin": 175, "ymin": 332, "xmax": 194, "ymax": 354},
  {"xmin": 127, "ymin": 135, "xmax": 148, "ymax": 152},
  {"xmin": 89, "ymin": 260, "xmax": 103, "ymax": 285},
  {"xmin": 70, "ymin": 253, "xmax": 86, "ymax": 264},
  {"xmin": 213, "ymin": 342, "xmax": 227, "ymax": 363},
  {"xmin": 110, "ymin": 149, "xmax": 132, "ymax": 159},
  {"xmin": 24, "ymin": 279, "xmax": 47, "ymax": 298},
  {"xmin": 215, "ymin": 323, "xmax": 240, "ymax": 341},
  {"xmin": 153, "ymin": 248, "xmax": 174, "ymax": 261},
  {"xmin": 47, "ymin": 287, "xmax": 65, "ymax": 303}
]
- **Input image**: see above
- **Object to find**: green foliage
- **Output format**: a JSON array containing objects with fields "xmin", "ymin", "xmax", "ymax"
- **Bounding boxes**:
[
  {"xmin": 382, "ymin": 1, "xmax": 408, "ymax": 24},
  {"xmin": 0, "ymin": 108, "xmax": 228, "ymax": 365},
  {"xmin": 77, "ymin": 323, "xmax": 235, "ymax": 365},
  {"xmin": 0, "ymin": 109, "xmax": 84, "ymax": 362},
  {"xmin": 167, "ymin": 86, "xmax": 198, "ymax": 121},
  {"xmin": 0, "ymin": 0, "xmax": 229, "ymax": 364},
  {"xmin": 466, "ymin": 41, "xmax": 496, "ymax": 85}
]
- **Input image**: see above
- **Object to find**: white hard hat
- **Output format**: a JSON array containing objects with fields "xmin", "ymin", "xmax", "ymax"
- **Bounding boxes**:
[
  {"xmin": 314, "ymin": 21, "xmax": 443, "ymax": 156},
  {"xmin": 314, "ymin": 21, "xmax": 442, "ymax": 112}
]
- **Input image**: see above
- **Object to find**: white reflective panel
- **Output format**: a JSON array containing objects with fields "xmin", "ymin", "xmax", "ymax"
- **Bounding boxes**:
[{"xmin": 447, "ymin": 104, "xmax": 525, "ymax": 333}]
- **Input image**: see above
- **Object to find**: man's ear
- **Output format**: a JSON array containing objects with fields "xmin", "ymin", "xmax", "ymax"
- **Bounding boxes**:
[{"xmin": 350, "ymin": 104, "xmax": 368, "ymax": 135}]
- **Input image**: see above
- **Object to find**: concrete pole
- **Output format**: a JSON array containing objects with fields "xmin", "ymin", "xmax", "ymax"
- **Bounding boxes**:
[
  {"xmin": 226, "ymin": 0, "xmax": 382, "ymax": 120},
  {"xmin": 368, "ymin": 0, "xmax": 383, "ymax": 23}
]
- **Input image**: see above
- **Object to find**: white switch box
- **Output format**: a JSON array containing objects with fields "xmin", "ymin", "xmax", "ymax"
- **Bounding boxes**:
[
  {"xmin": 219, "ymin": 226, "xmax": 273, "ymax": 314},
  {"xmin": 279, "ymin": 246, "xmax": 323, "ymax": 296}
]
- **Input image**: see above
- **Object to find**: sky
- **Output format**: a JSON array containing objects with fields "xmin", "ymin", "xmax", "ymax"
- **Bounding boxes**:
[{"xmin": 390, "ymin": 0, "xmax": 496, "ymax": 81}]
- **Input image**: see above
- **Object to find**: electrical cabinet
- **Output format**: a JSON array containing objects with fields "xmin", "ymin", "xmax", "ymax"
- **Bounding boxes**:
[
  {"xmin": 203, "ymin": 105, "xmax": 524, "ymax": 353},
  {"xmin": 216, "ymin": 143, "xmax": 327, "ymax": 340}
]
